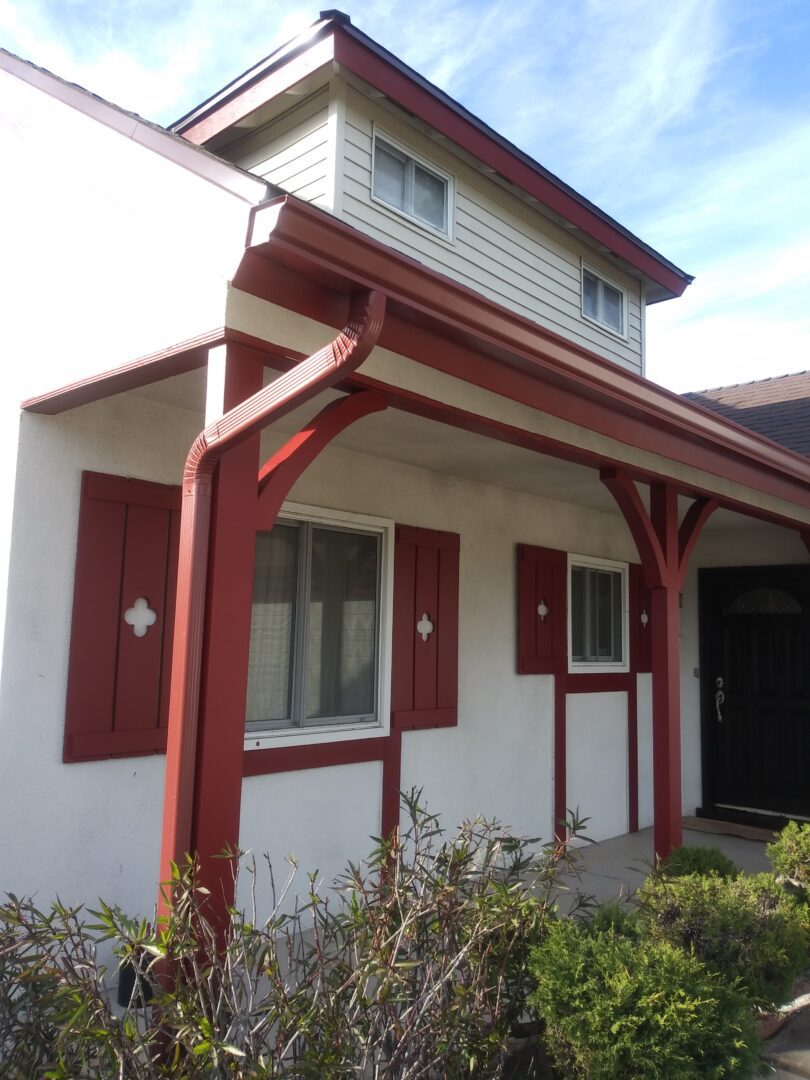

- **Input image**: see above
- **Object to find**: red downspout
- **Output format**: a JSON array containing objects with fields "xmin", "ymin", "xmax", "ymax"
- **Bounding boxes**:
[{"xmin": 158, "ymin": 290, "xmax": 386, "ymax": 909}]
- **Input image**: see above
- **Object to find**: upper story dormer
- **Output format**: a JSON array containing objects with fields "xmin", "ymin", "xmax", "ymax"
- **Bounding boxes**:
[{"xmin": 173, "ymin": 11, "xmax": 692, "ymax": 378}]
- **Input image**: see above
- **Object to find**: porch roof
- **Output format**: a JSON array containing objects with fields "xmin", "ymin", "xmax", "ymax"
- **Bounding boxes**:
[
  {"xmin": 684, "ymin": 372, "xmax": 810, "ymax": 460},
  {"xmin": 21, "ymin": 195, "xmax": 810, "ymax": 531}
]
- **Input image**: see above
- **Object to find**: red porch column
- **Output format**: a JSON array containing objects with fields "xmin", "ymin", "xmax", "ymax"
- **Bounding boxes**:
[
  {"xmin": 601, "ymin": 470, "xmax": 716, "ymax": 860},
  {"xmin": 190, "ymin": 344, "xmax": 264, "ymax": 913}
]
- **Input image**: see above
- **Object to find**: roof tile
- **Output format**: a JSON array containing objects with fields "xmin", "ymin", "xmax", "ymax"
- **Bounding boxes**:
[{"xmin": 683, "ymin": 371, "xmax": 810, "ymax": 458}]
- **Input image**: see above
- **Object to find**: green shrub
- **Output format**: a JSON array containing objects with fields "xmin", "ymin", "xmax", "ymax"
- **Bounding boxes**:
[
  {"xmin": 0, "ymin": 793, "xmax": 587, "ymax": 1078},
  {"xmin": 659, "ymin": 844, "xmax": 738, "ymax": 879},
  {"xmin": 768, "ymin": 820, "xmax": 810, "ymax": 889},
  {"xmin": 637, "ymin": 870, "xmax": 807, "ymax": 1009},
  {"xmin": 588, "ymin": 899, "xmax": 640, "ymax": 938},
  {"xmin": 529, "ymin": 918, "xmax": 760, "ymax": 1079}
]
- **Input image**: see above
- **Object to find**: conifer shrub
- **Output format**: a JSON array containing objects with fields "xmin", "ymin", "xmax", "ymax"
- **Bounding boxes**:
[
  {"xmin": 659, "ymin": 844, "xmax": 738, "ymax": 880},
  {"xmin": 528, "ymin": 918, "xmax": 760, "ymax": 1079},
  {"xmin": 768, "ymin": 820, "xmax": 810, "ymax": 890},
  {"xmin": 637, "ymin": 870, "xmax": 807, "ymax": 1009}
]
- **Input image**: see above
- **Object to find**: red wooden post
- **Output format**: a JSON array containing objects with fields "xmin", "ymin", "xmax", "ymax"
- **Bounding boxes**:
[
  {"xmin": 648, "ymin": 483, "xmax": 681, "ymax": 858},
  {"xmin": 601, "ymin": 469, "xmax": 716, "ymax": 861},
  {"xmin": 190, "ymin": 345, "xmax": 264, "ymax": 916}
]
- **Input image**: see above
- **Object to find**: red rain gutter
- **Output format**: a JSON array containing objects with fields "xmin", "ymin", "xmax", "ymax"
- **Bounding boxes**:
[{"xmin": 157, "ymin": 288, "xmax": 386, "ymax": 905}]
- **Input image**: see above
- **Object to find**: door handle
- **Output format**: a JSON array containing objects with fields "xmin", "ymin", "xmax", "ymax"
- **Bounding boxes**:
[{"xmin": 714, "ymin": 676, "xmax": 725, "ymax": 722}]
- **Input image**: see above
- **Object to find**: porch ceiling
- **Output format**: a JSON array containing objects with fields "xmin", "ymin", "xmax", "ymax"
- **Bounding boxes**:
[{"xmin": 130, "ymin": 369, "xmax": 760, "ymax": 532}]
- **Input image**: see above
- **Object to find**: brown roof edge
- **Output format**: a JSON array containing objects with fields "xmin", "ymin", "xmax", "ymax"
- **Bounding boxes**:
[{"xmin": 172, "ymin": 12, "xmax": 692, "ymax": 301}]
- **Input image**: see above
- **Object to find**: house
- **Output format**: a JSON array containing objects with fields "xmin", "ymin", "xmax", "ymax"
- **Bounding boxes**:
[{"xmin": 1, "ymin": 11, "xmax": 809, "ymax": 925}]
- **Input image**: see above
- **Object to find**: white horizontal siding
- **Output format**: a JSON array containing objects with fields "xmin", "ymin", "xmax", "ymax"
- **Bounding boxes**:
[
  {"xmin": 340, "ymin": 89, "xmax": 643, "ymax": 372},
  {"xmin": 228, "ymin": 89, "xmax": 331, "ymax": 208}
]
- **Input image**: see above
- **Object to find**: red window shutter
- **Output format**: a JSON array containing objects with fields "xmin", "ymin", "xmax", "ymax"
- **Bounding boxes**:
[
  {"xmin": 517, "ymin": 544, "xmax": 566, "ymax": 674},
  {"xmin": 63, "ymin": 472, "xmax": 180, "ymax": 762},
  {"xmin": 629, "ymin": 563, "xmax": 652, "ymax": 673},
  {"xmin": 391, "ymin": 525, "xmax": 459, "ymax": 731}
]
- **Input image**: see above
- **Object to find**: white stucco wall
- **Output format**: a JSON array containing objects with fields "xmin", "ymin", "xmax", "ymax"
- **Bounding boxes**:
[
  {"xmin": 0, "ymin": 399, "xmax": 201, "ymax": 915},
  {"xmin": 566, "ymin": 691, "xmax": 628, "ymax": 842},
  {"xmin": 0, "ymin": 385, "xmax": 646, "ymax": 915}
]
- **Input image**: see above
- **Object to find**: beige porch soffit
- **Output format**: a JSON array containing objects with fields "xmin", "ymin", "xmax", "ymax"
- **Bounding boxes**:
[{"xmin": 225, "ymin": 287, "xmax": 810, "ymax": 530}]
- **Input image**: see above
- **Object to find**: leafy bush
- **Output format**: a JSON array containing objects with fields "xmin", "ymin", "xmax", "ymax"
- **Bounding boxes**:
[
  {"xmin": 768, "ymin": 820, "xmax": 810, "ymax": 889},
  {"xmin": 659, "ymin": 844, "xmax": 738, "ymax": 880},
  {"xmin": 637, "ymin": 870, "xmax": 807, "ymax": 1009},
  {"xmin": 587, "ymin": 899, "xmax": 640, "ymax": 938},
  {"xmin": 0, "ymin": 793, "xmax": 586, "ymax": 1078},
  {"xmin": 528, "ymin": 918, "xmax": 760, "ymax": 1079}
]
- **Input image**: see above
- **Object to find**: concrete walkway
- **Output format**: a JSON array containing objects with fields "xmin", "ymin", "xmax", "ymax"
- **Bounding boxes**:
[{"xmin": 555, "ymin": 825, "xmax": 809, "ymax": 1078}]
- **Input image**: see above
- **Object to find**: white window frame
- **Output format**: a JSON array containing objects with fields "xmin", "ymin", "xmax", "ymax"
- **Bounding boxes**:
[
  {"xmin": 371, "ymin": 127, "xmax": 455, "ymax": 240},
  {"xmin": 245, "ymin": 502, "xmax": 394, "ymax": 752},
  {"xmin": 567, "ymin": 553, "xmax": 629, "ymax": 674},
  {"xmin": 581, "ymin": 262, "xmax": 628, "ymax": 340}
]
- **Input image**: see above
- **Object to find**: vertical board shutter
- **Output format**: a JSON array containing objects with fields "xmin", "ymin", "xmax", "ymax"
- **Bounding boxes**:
[
  {"xmin": 629, "ymin": 563, "xmax": 652, "ymax": 673},
  {"xmin": 517, "ymin": 544, "xmax": 566, "ymax": 674},
  {"xmin": 63, "ymin": 472, "xmax": 180, "ymax": 762},
  {"xmin": 391, "ymin": 525, "xmax": 459, "ymax": 730}
]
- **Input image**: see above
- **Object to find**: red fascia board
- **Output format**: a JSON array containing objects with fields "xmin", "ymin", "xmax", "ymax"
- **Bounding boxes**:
[
  {"xmin": 177, "ymin": 34, "xmax": 336, "ymax": 146},
  {"xmin": 21, "ymin": 330, "xmax": 224, "ymax": 415},
  {"xmin": 332, "ymin": 34, "xmax": 687, "ymax": 299},
  {"xmin": 242, "ymin": 199, "xmax": 810, "ymax": 504},
  {"xmin": 175, "ymin": 21, "xmax": 687, "ymax": 295}
]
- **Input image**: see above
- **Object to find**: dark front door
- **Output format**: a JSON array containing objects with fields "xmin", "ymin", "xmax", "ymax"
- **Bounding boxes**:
[{"xmin": 699, "ymin": 565, "xmax": 810, "ymax": 822}]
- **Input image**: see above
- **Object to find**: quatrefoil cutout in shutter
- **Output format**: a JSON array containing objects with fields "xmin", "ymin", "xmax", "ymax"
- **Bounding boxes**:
[
  {"xmin": 124, "ymin": 597, "xmax": 157, "ymax": 638},
  {"xmin": 416, "ymin": 612, "xmax": 434, "ymax": 642}
]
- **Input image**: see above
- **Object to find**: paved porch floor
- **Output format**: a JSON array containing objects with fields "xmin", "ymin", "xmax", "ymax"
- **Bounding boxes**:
[{"xmin": 560, "ymin": 823, "xmax": 770, "ymax": 907}]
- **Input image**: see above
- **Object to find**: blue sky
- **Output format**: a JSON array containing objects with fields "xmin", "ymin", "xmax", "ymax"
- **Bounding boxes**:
[{"xmin": 3, "ymin": 0, "xmax": 809, "ymax": 393}]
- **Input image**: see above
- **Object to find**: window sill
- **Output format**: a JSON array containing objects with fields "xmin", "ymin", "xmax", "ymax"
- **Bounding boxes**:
[
  {"xmin": 580, "ymin": 311, "xmax": 629, "ymax": 343},
  {"xmin": 568, "ymin": 661, "xmax": 630, "ymax": 676},
  {"xmin": 245, "ymin": 719, "xmax": 388, "ymax": 753}
]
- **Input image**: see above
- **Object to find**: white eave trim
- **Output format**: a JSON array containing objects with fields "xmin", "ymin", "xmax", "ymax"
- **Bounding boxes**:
[{"xmin": 0, "ymin": 48, "xmax": 269, "ymax": 204}]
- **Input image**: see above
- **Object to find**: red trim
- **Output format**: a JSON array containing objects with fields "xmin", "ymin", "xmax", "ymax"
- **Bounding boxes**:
[
  {"xmin": 331, "ymin": 34, "xmax": 687, "ymax": 297},
  {"xmin": 381, "ymin": 730, "xmax": 402, "ymax": 837},
  {"xmin": 25, "ymin": 199, "xmax": 810, "ymax": 532},
  {"xmin": 627, "ymin": 677, "xmax": 639, "ymax": 834},
  {"xmin": 244, "ymin": 735, "xmax": 387, "ymax": 777},
  {"xmin": 553, "ymin": 675, "xmax": 566, "ymax": 839},
  {"xmin": 177, "ymin": 34, "xmax": 336, "ymax": 145},
  {"xmin": 601, "ymin": 469, "xmax": 668, "ymax": 587},
  {"xmin": 565, "ymin": 673, "xmax": 632, "ymax": 693},
  {"xmin": 257, "ymin": 391, "xmax": 388, "ymax": 525},
  {"xmin": 237, "ymin": 205, "xmax": 810, "ymax": 518},
  {"xmin": 189, "ymin": 348, "xmax": 264, "ymax": 916},
  {"xmin": 159, "ymin": 291, "xmax": 386, "ymax": 920},
  {"xmin": 677, "ymin": 497, "xmax": 718, "ymax": 588},
  {"xmin": 176, "ymin": 18, "xmax": 686, "ymax": 295},
  {"xmin": 23, "ymin": 329, "xmax": 224, "ymax": 415}
]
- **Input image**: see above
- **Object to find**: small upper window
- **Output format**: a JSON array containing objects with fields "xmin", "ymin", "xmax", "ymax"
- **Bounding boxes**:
[
  {"xmin": 582, "ymin": 267, "xmax": 626, "ymax": 336},
  {"xmin": 372, "ymin": 135, "xmax": 451, "ymax": 235},
  {"xmin": 569, "ymin": 556, "xmax": 628, "ymax": 670}
]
